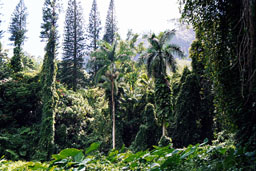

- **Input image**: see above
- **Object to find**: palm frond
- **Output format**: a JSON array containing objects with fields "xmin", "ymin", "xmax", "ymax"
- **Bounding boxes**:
[
  {"xmin": 160, "ymin": 29, "xmax": 176, "ymax": 46},
  {"xmin": 95, "ymin": 65, "xmax": 108, "ymax": 84},
  {"xmin": 148, "ymin": 33, "xmax": 160, "ymax": 50},
  {"xmin": 109, "ymin": 41, "xmax": 117, "ymax": 62},
  {"xmin": 165, "ymin": 51, "xmax": 177, "ymax": 73},
  {"xmin": 166, "ymin": 44, "xmax": 185, "ymax": 58},
  {"xmin": 146, "ymin": 53, "xmax": 157, "ymax": 78}
]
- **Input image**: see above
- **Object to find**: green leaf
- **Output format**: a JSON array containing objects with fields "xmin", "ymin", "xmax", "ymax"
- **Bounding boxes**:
[
  {"xmin": 19, "ymin": 127, "xmax": 31, "ymax": 134},
  {"xmin": 74, "ymin": 151, "xmax": 85, "ymax": 162},
  {"xmin": 5, "ymin": 149, "xmax": 19, "ymax": 159},
  {"xmin": 52, "ymin": 148, "xmax": 82, "ymax": 161},
  {"xmin": 54, "ymin": 159, "xmax": 68, "ymax": 165},
  {"xmin": 149, "ymin": 163, "xmax": 160, "ymax": 169},
  {"xmin": 123, "ymin": 154, "xmax": 136, "ymax": 163},
  {"xmin": 180, "ymin": 145, "xmax": 198, "ymax": 159},
  {"xmin": 130, "ymin": 162, "xmax": 138, "ymax": 169},
  {"xmin": 217, "ymin": 147, "xmax": 227, "ymax": 155},
  {"xmin": 85, "ymin": 142, "xmax": 101, "ymax": 155},
  {"xmin": 143, "ymin": 153, "xmax": 159, "ymax": 162},
  {"xmin": 78, "ymin": 158, "xmax": 92, "ymax": 166},
  {"xmin": 60, "ymin": 148, "xmax": 82, "ymax": 158},
  {"xmin": 199, "ymin": 138, "xmax": 208, "ymax": 147},
  {"xmin": 28, "ymin": 163, "xmax": 48, "ymax": 170}
]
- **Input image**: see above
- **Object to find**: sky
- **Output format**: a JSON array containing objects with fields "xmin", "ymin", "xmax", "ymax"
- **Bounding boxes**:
[{"xmin": 0, "ymin": 0, "xmax": 181, "ymax": 58}]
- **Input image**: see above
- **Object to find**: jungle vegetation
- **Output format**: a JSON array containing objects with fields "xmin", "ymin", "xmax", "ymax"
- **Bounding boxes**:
[{"xmin": 0, "ymin": 0, "xmax": 255, "ymax": 170}]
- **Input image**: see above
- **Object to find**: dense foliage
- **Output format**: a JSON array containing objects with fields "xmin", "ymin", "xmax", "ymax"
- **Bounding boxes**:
[
  {"xmin": 1, "ymin": 140, "xmax": 255, "ymax": 170},
  {"xmin": 0, "ymin": 0, "xmax": 255, "ymax": 170},
  {"xmin": 180, "ymin": 0, "xmax": 256, "ymax": 149}
]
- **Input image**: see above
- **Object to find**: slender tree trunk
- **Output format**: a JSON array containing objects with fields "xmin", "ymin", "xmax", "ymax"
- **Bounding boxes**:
[
  {"xmin": 111, "ymin": 78, "xmax": 116, "ymax": 149},
  {"xmin": 162, "ymin": 120, "xmax": 166, "ymax": 137}
]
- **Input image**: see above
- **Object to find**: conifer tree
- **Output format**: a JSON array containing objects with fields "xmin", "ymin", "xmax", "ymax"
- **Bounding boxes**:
[
  {"xmin": 9, "ymin": 0, "xmax": 27, "ymax": 72},
  {"xmin": 87, "ymin": 0, "xmax": 101, "ymax": 51},
  {"xmin": 86, "ymin": 0, "xmax": 102, "ymax": 82},
  {"xmin": 38, "ymin": 0, "xmax": 59, "ymax": 160},
  {"xmin": 103, "ymin": 0, "xmax": 118, "ymax": 44},
  {"xmin": 60, "ymin": 0, "xmax": 86, "ymax": 91}
]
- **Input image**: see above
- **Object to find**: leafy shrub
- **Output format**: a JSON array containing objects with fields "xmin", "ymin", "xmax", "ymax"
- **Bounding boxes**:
[
  {"xmin": 1, "ymin": 141, "xmax": 255, "ymax": 170},
  {"xmin": 0, "ymin": 74, "xmax": 41, "ymax": 128},
  {"xmin": 0, "ymin": 126, "xmax": 40, "ymax": 160},
  {"xmin": 55, "ymin": 83, "xmax": 93, "ymax": 151},
  {"xmin": 48, "ymin": 140, "xmax": 256, "ymax": 170}
]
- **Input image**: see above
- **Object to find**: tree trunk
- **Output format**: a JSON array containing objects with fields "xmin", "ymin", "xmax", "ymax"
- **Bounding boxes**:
[
  {"xmin": 111, "ymin": 78, "xmax": 116, "ymax": 149},
  {"xmin": 162, "ymin": 120, "xmax": 166, "ymax": 137}
]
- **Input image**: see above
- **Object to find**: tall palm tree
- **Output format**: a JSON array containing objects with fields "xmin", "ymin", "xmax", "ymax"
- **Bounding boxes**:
[
  {"xmin": 143, "ymin": 30, "xmax": 184, "ymax": 138},
  {"xmin": 93, "ymin": 40, "xmax": 131, "ymax": 149}
]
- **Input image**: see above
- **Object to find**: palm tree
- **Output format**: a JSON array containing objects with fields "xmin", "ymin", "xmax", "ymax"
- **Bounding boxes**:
[
  {"xmin": 93, "ymin": 40, "xmax": 131, "ymax": 149},
  {"xmin": 143, "ymin": 30, "xmax": 184, "ymax": 138}
]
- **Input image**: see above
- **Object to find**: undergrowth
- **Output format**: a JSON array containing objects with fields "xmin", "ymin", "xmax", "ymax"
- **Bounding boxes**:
[{"xmin": 1, "ymin": 139, "xmax": 255, "ymax": 171}]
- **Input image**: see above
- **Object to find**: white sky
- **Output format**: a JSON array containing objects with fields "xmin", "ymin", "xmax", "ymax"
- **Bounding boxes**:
[{"xmin": 0, "ymin": 0, "xmax": 180, "ymax": 58}]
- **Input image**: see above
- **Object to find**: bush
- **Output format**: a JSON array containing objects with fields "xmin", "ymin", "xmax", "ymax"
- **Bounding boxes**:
[{"xmin": 55, "ymin": 83, "xmax": 93, "ymax": 151}]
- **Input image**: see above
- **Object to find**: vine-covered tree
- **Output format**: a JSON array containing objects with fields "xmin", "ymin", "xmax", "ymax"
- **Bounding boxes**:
[
  {"xmin": 144, "ymin": 30, "xmax": 184, "ymax": 143},
  {"xmin": 38, "ymin": 0, "xmax": 60, "ymax": 160},
  {"xmin": 103, "ymin": 0, "xmax": 118, "ymax": 44},
  {"xmin": 9, "ymin": 0, "xmax": 27, "ymax": 72},
  {"xmin": 87, "ymin": 0, "xmax": 101, "ymax": 52},
  {"xmin": 180, "ymin": 0, "xmax": 256, "ymax": 149},
  {"xmin": 189, "ymin": 38, "xmax": 215, "ymax": 142},
  {"xmin": 171, "ymin": 67, "xmax": 201, "ymax": 147},
  {"xmin": 60, "ymin": 0, "xmax": 86, "ymax": 91}
]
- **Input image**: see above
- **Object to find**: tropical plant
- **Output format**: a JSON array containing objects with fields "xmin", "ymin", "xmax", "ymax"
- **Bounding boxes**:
[
  {"xmin": 55, "ymin": 83, "xmax": 93, "ymax": 151},
  {"xmin": 3, "ymin": 140, "xmax": 255, "ymax": 170},
  {"xmin": 93, "ymin": 40, "xmax": 133, "ymax": 149},
  {"xmin": 143, "ymin": 30, "xmax": 184, "ymax": 140}
]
